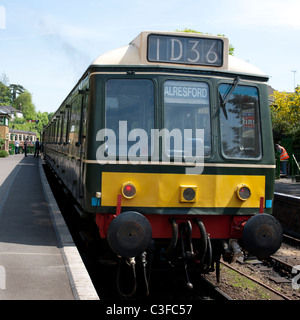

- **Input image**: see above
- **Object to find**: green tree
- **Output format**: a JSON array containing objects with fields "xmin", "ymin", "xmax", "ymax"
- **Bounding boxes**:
[
  {"xmin": 1, "ymin": 72, "xmax": 53, "ymax": 139},
  {"xmin": 47, "ymin": 112, "xmax": 54, "ymax": 122},
  {"xmin": 271, "ymin": 86, "xmax": 300, "ymax": 135},
  {"xmin": 10, "ymin": 84, "xmax": 25, "ymax": 102},
  {"xmin": 0, "ymin": 82, "xmax": 11, "ymax": 105},
  {"xmin": 0, "ymin": 73, "xmax": 12, "ymax": 105},
  {"xmin": 0, "ymin": 134, "xmax": 5, "ymax": 150},
  {"xmin": 13, "ymin": 90, "xmax": 36, "ymax": 120},
  {"xmin": 36, "ymin": 111, "xmax": 50, "ymax": 134},
  {"xmin": 10, "ymin": 111, "xmax": 51, "ymax": 138}
]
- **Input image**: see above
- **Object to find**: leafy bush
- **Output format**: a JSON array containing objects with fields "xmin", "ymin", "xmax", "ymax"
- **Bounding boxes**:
[
  {"xmin": 0, "ymin": 150, "xmax": 9, "ymax": 157},
  {"xmin": 9, "ymin": 143, "xmax": 15, "ymax": 155}
]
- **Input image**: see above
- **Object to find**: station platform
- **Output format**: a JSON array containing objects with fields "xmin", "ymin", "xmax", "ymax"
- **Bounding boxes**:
[
  {"xmin": 0, "ymin": 154, "xmax": 99, "ymax": 300},
  {"xmin": 275, "ymin": 178, "xmax": 300, "ymax": 197}
]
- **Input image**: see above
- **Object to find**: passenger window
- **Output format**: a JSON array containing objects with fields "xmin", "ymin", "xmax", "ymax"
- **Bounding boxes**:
[
  {"xmin": 78, "ymin": 95, "xmax": 87, "ymax": 145},
  {"xmin": 65, "ymin": 107, "xmax": 71, "ymax": 144},
  {"xmin": 52, "ymin": 122, "xmax": 56, "ymax": 143},
  {"xmin": 218, "ymin": 84, "xmax": 262, "ymax": 159},
  {"xmin": 68, "ymin": 98, "xmax": 80, "ymax": 146},
  {"xmin": 164, "ymin": 80, "xmax": 211, "ymax": 157},
  {"xmin": 56, "ymin": 117, "xmax": 60, "ymax": 144},
  {"xmin": 105, "ymin": 79, "xmax": 154, "ymax": 156},
  {"xmin": 59, "ymin": 112, "xmax": 64, "ymax": 144}
]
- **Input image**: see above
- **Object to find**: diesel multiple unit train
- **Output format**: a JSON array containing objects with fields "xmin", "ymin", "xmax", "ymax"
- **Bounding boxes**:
[{"xmin": 43, "ymin": 31, "xmax": 283, "ymax": 296}]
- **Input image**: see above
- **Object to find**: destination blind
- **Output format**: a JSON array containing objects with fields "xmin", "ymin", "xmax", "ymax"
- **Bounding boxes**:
[
  {"xmin": 148, "ymin": 34, "xmax": 224, "ymax": 66},
  {"xmin": 164, "ymin": 81, "xmax": 209, "ymax": 104}
]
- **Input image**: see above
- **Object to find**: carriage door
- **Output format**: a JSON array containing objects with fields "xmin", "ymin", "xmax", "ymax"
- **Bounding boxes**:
[{"xmin": 78, "ymin": 93, "xmax": 88, "ymax": 198}]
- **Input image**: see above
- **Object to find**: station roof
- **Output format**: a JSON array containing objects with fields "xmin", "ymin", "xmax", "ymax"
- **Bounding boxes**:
[
  {"xmin": 9, "ymin": 129, "xmax": 37, "ymax": 135},
  {"xmin": 0, "ymin": 105, "xmax": 23, "ymax": 117},
  {"xmin": 0, "ymin": 106, "xmax": 11, "ymax": 117}
]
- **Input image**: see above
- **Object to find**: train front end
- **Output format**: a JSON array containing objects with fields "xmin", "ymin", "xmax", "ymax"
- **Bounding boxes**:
[{"xmin": 85, "ymin": 31, "xmax": 282, "ymax": 294}]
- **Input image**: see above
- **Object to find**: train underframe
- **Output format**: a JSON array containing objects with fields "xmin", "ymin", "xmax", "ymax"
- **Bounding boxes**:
[{"xmin": 93, "ymin": 210, "xmax": 282, "ymax": 298}]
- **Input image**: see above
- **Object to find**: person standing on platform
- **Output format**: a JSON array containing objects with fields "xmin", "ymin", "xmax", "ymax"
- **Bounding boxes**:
[
  {"xmin": 15, "ymin": 140, "xmax": 19, "ymax": 154},
  {"xmin": 24, "ymin": 137, "xmax": 28, "ymax": 157},
  {"xmin": 34, "ymin": 138, "xmax": 40, "ymax": 158},
  {"xmin": 275, "ymin": 144, "xmax": 289, "ymax": 175}
]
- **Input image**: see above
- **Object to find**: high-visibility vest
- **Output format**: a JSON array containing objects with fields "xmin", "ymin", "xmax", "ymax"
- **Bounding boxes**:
[{"xmin": 279, "ymin": 146, "xmax": 289, "ymax": 160}]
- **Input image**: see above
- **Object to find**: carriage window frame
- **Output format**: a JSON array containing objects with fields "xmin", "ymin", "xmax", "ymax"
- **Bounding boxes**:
[
  {"xmin": 77, "ymin": 94, "xmax": 88, "ymax": 146},
  {"xmin": 163, "ymin": 79, "xmax": 212, "ymax": 158},
  {"xmin": 104, "ymin": 78, "xmax": 155, "ymax": 158},
  {"xmin": 59, "ymin": 111, "xmax": 65, "ymax": 144},
  {"xmin": 56, "ymin": 117, "xmax": 61, "ymax": 144},
  {"xmin": 218, "ymin": 83, "xmax": 262, "ymax": 160}
]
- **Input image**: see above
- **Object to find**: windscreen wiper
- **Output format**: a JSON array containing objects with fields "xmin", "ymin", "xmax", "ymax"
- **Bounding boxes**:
[{"xmin": 219, "ymin": 76, "xmax": 240, "ymax": 119}]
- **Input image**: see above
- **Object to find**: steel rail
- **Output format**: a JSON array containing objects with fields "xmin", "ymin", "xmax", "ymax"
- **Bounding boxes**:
[{"xmin": 221, "ymin": 261, "xmax": 291, "ymax": 300}]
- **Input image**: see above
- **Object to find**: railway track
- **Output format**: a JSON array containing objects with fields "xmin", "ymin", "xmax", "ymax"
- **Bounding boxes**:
[
  {"xmin": 283, "ymin": 234, "xmax": 300, "ymax": 248},
  {"xmin": 200, "ymin": 276, "xmax": 233, "ymax": 300},
  {"xmin": 206, "ymin": 234, "xmax": 300, "ymax": 300},
  {"xmin": 221, "ymin": 261, "xmax": 292, "ymax": 300}
]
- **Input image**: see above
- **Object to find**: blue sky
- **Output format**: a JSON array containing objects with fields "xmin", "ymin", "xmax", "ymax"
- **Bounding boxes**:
[{"xmin": 0, "ymin": 0, "xmax": 299, "ymax": 113}]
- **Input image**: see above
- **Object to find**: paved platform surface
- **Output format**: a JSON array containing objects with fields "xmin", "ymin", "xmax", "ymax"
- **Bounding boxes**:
[
  {"xmin": 0, "ymin": 154, "xmax": 99, "ymax": 300},
  {"xmin": 274, "ymin": 178, "xmax": 300, "ymax": 197}
]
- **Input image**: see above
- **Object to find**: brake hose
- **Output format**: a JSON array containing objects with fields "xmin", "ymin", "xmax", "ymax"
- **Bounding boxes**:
[
  {"xmin": 116, "ymin": 257, "xmax": 137, "ymax": 298},
  {"xmin": 161, "ymin": 218, "xmax": 178, "ymax": 260},
  {"xmin": 193, "ymin": 218, "xmax": 208, "ymax": 264},
  {"xmin": 140, "ymin": 252, "xmax": 149, "ymax": 296}
]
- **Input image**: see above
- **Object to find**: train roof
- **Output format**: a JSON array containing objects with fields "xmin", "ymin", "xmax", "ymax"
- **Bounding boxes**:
[
  {"xmin": 91, "ymin": 31, "xmax": 267, "ymax": 78},
  {"xmin": 45, "ymin": 31, "xmax": 268, "ymax": 129}
]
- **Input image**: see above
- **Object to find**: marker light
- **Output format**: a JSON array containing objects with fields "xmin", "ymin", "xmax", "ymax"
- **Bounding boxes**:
[
  {"xmin": 180, "ymin": 185, "xmax": 197, "ymax": 202},
  {"xmin": 121, "ymin": 182, "xmax": 136, "ymax": 199},
  {"xmin": 236, "ymin": 184, "xmax": 251, "ymax": 201}
]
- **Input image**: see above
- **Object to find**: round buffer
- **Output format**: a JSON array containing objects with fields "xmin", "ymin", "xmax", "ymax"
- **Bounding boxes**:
[
  {"xmin": 107, "ymin": 211, "xmax": 152, "ymax": 258},
  {"xmin": 242, "ymin": 213, "xmax": 283, "ymax": 259}
]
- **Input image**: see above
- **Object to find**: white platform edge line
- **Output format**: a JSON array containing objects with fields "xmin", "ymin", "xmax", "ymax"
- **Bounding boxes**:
[
  {"xmin": 274, "ymin": 192, "xmax": 300, "ymax": 200},
  {"xmin": 38, "ymin": 157, "xmax": 99, "ymax": 300}
]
